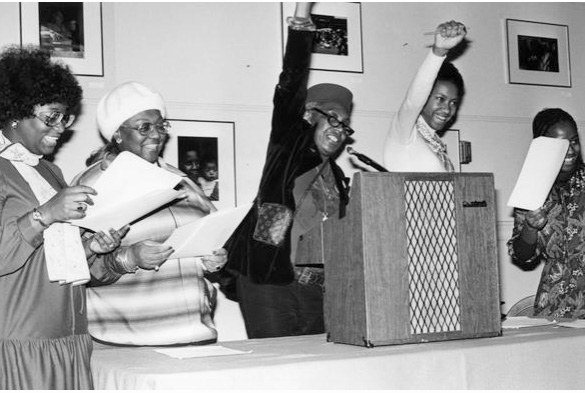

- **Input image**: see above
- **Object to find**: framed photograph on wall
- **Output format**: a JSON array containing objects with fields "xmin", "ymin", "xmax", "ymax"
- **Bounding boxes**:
[
  {"xmin": 506, "ymin": 19, "xmax": 571, "ymax": 87},
  {"xmin": 281, "ymin": 2, "xmax": 363, "ymax": 73},
  {"xmin": 20, "ymin": 2, "xmax": 104, "ymax": 77},
  {"xmin": 163, "ymin": 120, "xmax": 236, "ymax": 210}
]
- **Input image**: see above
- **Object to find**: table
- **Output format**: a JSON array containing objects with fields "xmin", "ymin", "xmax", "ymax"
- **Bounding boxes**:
[{"xmin": 91, "ymin": 325, "xmax": 585, "ymax": 389}]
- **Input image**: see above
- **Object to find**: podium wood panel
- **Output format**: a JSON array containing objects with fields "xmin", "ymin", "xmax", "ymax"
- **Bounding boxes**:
[{"xmin": 318, "ymin": 172, "xmax": 501, "ymax": 347}]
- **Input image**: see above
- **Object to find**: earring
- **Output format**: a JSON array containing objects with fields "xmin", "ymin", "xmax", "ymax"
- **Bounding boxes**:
[
  {"xmin": 10, "ymin": 120, "xmax": 19, "ymax": 130},
  {"xmin": 302, "ymin": 109, "xmax": 314, "ymax": 125}
]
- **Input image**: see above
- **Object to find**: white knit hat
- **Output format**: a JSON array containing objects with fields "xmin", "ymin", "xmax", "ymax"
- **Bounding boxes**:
[{"xmin": 96, "ymin": 81, "xmax": 166, "ymax": 141}]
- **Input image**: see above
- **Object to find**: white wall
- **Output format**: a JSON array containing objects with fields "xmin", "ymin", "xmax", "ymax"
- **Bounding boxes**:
[{"xmin": 2, "ymin": 2, "xmax": 585, "ymax": 314}]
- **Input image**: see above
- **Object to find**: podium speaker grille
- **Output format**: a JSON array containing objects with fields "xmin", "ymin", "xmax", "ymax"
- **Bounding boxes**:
[{"xmin": 404, "ymin": 180, "xmax": 461, "ymax": 334}]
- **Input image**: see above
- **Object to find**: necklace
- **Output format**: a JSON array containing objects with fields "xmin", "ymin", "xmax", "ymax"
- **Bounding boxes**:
[{"xmin": 314, "ymin": 163, "xmax": 339, "ymax": 219}]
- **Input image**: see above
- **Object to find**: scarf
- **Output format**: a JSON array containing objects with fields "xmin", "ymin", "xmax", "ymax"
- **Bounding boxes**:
[
  {"xmin": 415, "ymin": 116, "xmax": 455, "ymax": 173},
  {"xmin": 0, "ymin": 134, "xmax": 89, "ymax": 286}
]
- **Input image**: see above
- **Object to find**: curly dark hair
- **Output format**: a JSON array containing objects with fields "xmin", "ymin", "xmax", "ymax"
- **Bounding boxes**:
[
  {"xmin": 0, "ymin": 45, "xmax": 82, "ymax": 126},
  {"xmin": 532, "ymin": 108, "xmax": 577, "ymax": 139},
  {"xmin": 434, "ymin": 61, "xmax": 465, "ymax": 99}
]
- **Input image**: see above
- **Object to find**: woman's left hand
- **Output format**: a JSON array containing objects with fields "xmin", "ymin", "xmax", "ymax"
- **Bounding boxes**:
[
  {"xmin": 433, "ymin": 20, "xmax": 467, "ymax": 56},
  {"xmin": 201, "ymin": 248, "xmax": 228, "ymax": 272},
  {"xmin": 88, "ymin": 225, "xmax": 130, "ymax": 255}
]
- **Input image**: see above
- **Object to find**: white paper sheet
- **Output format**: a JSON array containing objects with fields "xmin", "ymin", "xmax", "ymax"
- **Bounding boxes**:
[
  {"xmin": 73, "ymin": 151, "xmax": 183, "ymax": 231},
  {"xmin": 507, "ymin": 137, "xmax": 569, "ymax": 211},
  {"xmin": 557, "ymin": 319, "xmax": 585, "ymax": 329},
  {"xmin": 164, "ymin": 202, "xmax": 253, "ymax": 258},
  {"xmin": 502, "ymin": 316, "xmax": 558, "ymax": 329},
  {"xmin": 154, "ymin": 345, "xmax": 253, "ymax": 359}
]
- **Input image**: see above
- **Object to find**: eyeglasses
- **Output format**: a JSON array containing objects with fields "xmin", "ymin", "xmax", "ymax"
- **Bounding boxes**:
[
  {"xmin": 312, "ymin": 108, "xmax": 354, "ymax": 136},
  {"xmin": 120, "ymin": 121, "xmax": 171, "ymax": 137},
  {"xmin": 35, "ymin": 110, "xmax": 76, "ymax": 129}
]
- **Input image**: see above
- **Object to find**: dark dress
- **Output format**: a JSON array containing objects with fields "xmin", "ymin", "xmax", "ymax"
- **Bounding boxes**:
[{"xmin": 0, "ymin": 158, "xmax": 116, "ymax": 389}]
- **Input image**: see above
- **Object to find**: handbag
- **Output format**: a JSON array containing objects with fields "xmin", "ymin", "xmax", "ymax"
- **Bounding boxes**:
[
  {"xmin": 253, "ymin": 202, "xmax": 293, "ymax": 247},
  {"xmin": 253, "ymin": 162, "xmax": 328, "ymax": 247}
]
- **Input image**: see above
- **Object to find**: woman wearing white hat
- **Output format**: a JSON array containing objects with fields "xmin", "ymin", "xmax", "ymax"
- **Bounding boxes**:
[{"xmin": 72, "ymin": 81, "xmax": 227, "ymax": 346}]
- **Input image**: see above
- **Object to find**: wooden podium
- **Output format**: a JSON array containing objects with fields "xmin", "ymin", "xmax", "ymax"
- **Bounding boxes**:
[{"xmin": 296, "ymin": 172, "xmax": 501, "ymax": 347}]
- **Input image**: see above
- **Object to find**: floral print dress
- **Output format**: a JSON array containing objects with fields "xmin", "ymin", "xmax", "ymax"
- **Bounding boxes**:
[{"xmin": 508, "ymin": 164, "xmax": 585, "ymax": 319}]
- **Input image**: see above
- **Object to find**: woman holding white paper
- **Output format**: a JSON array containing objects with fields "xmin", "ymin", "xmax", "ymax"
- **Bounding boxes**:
[
  {"xmin": 74, "ymin": 81, "xmax": 227, "ymax": 346},
  {"xmin": 508, "ymin": 108, "xmax": 585, "ymax": 320},
  {"xmin": 0, "ymin": 46, "xmax": 126, "ymax": 390}
]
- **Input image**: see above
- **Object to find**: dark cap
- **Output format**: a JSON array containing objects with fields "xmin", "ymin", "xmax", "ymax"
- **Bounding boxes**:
[{"xmin": 306, "ymin": 83, "xmax": 353, "ymax": 115}]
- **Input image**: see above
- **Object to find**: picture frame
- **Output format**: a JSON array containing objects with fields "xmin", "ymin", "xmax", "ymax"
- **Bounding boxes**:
[
  {"xmin": 281, "ymin": 2, "xmax": 363, "ymax": 73},
  {"xmin": 505, "ymin": 19, "xmax": 571, "ymax": 87},
  {"xmin": 163, "ymin": 120, "xmax": 237, "ymax": 211},
  {"xmin": 20, "ymin": 2, "xmax": 104, "ymax": 77}
]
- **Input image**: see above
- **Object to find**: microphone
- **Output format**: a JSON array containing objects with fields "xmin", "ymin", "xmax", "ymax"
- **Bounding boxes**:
[{"xmin": 346, "ymin": 146, "xmax": 389, "ymax": 172}]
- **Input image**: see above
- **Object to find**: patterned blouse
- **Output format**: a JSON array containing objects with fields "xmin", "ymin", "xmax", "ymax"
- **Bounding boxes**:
[{"xmin": 508, "ymin": 164, "xmax": 585, "ymax": 319}]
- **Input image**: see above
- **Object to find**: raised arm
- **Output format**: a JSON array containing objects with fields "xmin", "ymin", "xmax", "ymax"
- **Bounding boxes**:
[
  {"xmin": 270, "ymin": 2, "xmax": 315, "ymax": 143},
  {"xmin": 385, "ymin": 20, "xmax": 467, "ymax": 146}
]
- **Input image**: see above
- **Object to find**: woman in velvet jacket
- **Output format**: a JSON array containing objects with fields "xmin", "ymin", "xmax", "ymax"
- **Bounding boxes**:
[{"xmin": 224, "ymin": 2, "xmax": 353, "ymax": 339}]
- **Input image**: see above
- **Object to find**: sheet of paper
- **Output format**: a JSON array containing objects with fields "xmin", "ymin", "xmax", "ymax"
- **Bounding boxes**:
[
  {"xmin": 507, "ymin": 137, "xmax": 569, "ymax": 210},
  {"xmin": 75, "ymin": 188, "xmax": 183, "ymax": 232},
  {"xmin": 557, "ymin": 319, "xmax": 585, "ymax": 329},
  {"xmin": 164, "ymin": 202, "xmax": 253, "ymax": 258},
  {"xmin": 72, "ymin": 151, "xmax": 183, "ymax": 231},
  {"xmin": 502, "ymin": 316, "xmax": 558, "ymax": 329},
  {"xmin": 154, "ymin": 345, "xmax": 253, "ymax": 359}
]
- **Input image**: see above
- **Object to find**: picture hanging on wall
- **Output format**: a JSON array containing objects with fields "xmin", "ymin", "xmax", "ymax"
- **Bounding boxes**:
[
  {"xmin": 20, "ymin": 2, "xmax": 104, "ymax": 77},
  {"xmin": 281, "ymin": 2, "xmax": 363, "ymax": 73},
  {"xmin": 506, "ymin": 19, "xmax": 571, "ymax": 87},
  {"xmin": 163, "ymin": 120, "xmax": 236, "ymax": 211}
]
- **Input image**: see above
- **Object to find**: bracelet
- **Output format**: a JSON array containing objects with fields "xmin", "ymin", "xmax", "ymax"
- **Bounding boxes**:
[
  {"xmin": 32, "ymin": 207, "xmax": 50, "ymax": 228},
  {"xmin": 115, "ymin": 247, "xmax": 138, "ymax": 274},
  {"xmin": 525, "ymin": 221, "xmax": 543, "ymax": 231},
  {"xmin": 286, "ymin": 16, "xmax": 316, "ymax": 31}
]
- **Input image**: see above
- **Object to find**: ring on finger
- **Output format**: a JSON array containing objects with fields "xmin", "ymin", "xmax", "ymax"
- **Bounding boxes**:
[{"xmin": 154, "ymin": 265, "xmax": 160, "ymax": 272}]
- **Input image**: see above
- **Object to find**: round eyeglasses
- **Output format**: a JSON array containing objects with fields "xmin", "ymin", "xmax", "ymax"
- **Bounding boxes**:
[
  {"xmin": 311, "ymin": 107, "xmax": 354, "ymax": 136},
  {"xmin": 35, "ymin": 110, "xmax": 76, "ymax": 129},
  {"xmin": 119, "ymin": 121, "xmax": 171, "ymax": 137}
]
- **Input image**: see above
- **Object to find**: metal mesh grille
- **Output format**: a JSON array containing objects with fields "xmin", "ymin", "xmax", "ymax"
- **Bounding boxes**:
[{"xmin": 404, "ymin": 180, "xmax": 461, "ymax": 334}]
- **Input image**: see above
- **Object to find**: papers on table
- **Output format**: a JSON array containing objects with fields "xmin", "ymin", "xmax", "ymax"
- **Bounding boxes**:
[
  {"xmin": 502, "ymin": 316, "xmax": 558, "ymax": 329},
  {"xmin": 503, "ymin": 316, "xmax": 585, "ymax": 330},
  {"xmin": 164, "ymin": 202, "xmax": 252, "ymax": 259},
  {"xmin": 507, "ymin": 137, "xmax": 569, "ymax": 211},
  {"xmin": 557, "ymin": 319, "xmax": 585, "ymax": 329},
  {"xmin": 73, "ymin": 151, "xmax": 184, "ymax": 232},
  {"xmin": 154, "ymin": 345, "xmax": 253, "ymax": 359}
]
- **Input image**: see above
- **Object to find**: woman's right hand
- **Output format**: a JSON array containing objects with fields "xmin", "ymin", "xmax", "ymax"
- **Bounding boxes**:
[
  {"xmin": 38, "ymin": 185, "xmax": 97, "ymax": 225},
  {"xmin": 128, "ymin": 240, "xmax": 174, "ymax": 271}
]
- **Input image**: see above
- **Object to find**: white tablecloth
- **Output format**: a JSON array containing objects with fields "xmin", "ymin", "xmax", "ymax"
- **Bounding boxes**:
[{"xmin": 91, "ymin": 325, "xmax": 585, "ymax": 389}]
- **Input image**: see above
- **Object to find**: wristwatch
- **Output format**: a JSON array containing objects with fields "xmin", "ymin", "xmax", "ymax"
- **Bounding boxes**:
[{"xmin": 32, "ymin": 207, "xmax": 49, "ymax": 228}]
